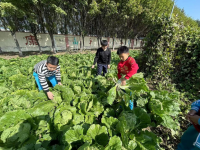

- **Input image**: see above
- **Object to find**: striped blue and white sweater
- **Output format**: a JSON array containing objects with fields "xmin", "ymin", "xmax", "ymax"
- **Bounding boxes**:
[{"xmin": 34, "ymin": 60, "xmax": 61, "ymax": 92}]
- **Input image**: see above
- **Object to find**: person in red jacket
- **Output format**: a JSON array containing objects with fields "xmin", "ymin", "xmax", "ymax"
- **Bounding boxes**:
[{"xmin": 117, "ymin": 46, "xmax": 139, "ymax": 86}]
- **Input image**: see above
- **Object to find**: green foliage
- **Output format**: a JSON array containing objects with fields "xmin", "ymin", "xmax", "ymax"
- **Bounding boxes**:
[
  {"xmin": 1, "ymin": 122, "xmax": 31, "ymax": 147},
  {"xmin": 0, "ymin": 2, "xmax": 25, "ymax": 17},
  {"xmin": 0, "ymin": 51, "xmax": 180, "ymax": 149},
  {"xmin": 130, "ymin": 131, "xmax": 162, "ymax": 150},
  {"xmin": 86, "ymin": 124, "xmax": 109, "ymax": 146},
  {"xmin": 0, "ymin": 0, "xmax": 197, "ymax": 45},
  {"xmin": 63, "ymin": 125, "xmax": 84, "ymax": 144},
  {"xmin": 105, "ymin": 136, "xmax": 122, "ymax": 150},
  {"xmin": 106, "ymin": 86, "xmax": 117, "ymax": 105},
  {"xmin": 196, "ymin": 20, "xmax": 200, "ymax": 27},
  {"xmin": 140, "ymin": 16, "xmax": 200, "ymax": 99},
  {"xmin": 173, "ymin": 7, "xmax": 198, "ymax": 28}
]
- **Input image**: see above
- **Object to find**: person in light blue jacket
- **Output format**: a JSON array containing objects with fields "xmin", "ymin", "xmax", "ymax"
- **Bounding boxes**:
[{"xmin": 177, "ymin": 100, "xmax": 200, "ymax": 150}]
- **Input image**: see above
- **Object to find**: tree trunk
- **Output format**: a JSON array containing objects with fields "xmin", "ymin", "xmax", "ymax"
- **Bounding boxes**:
[
  {"xmin": 97, "ymin": 37, "xmax": 100, "ymax": 47},
  {"xmin": 1, "ymin": 18, "xmax": 7, "ymax": 31},
  {"xmin": 11, "ymin": 31, "xmax": 23, "ymax": 57},
  {"xmin": 133, "ymin": 39, "xmax": 135, "ymax": 49},
  {"xmin": 49, "ymin": 33, "xmax": 56, "ymax": 54},
  {"xmin": 112, "ymin": 38, "xmax": 115, "ymax": 51},
  {"xmin": 132, "ymin": 39, "xmax": 134, "ymax": 49},
  {"xmin": 80, "ymin": 32, "xmax": 83, "ymax": 52},
  {"xmin": 99, "ymin": 37, "xmax": 102, "ymax": 46},
  {"xmin": 34, "ymin": 33, "xmax": 42, "ymax": 54},
  {"xmin": 82, "ymin": 35, "xmax": 84, "ymax": 51}
]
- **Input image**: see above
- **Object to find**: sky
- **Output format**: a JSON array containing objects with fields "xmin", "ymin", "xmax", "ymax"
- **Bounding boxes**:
[{"xmin": 175, "ymin": 0, "xmax": 200, "ymax": 20}]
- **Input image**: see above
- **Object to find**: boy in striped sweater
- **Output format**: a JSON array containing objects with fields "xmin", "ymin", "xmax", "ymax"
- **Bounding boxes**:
[{"xmin": 33, "ymin": 56, "xmax": 62, "ymax": 100}]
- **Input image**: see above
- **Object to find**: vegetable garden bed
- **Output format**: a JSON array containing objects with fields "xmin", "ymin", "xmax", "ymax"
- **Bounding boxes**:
[{"xmin": 0, "ymin": 50, "xmax": 184, "ymax": 150}]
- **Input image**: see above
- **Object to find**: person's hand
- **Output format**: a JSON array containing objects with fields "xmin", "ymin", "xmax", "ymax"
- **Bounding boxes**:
[
  {"xmin": 121, "ymin": 78, "xmax": 126, "ymax": 86},
  {"xmin": 108, "ymin": 65, "xmax": 110, "ymax": 69},
  {"xmin": 47, "ymin": 91, "xmax": 54, "ymax": 100},
  {"xmin": 188, "ymin": 109, "xmax": 197, "ymax": 115},
  {"xmin": 92, "ymin": 65, "xmax": 95, "ymax": 69},
  {"xmin": 186, "ymin": 110, "xmax": 197, "ymax": 121},
  {"xmin": 58, "ymin": 82, "xmax": 62, "ymax": 85},
  {"xmin": 117, "ymin": 79, "xmax": 121, "ymax": 84},
  {"xmin": 188, "ymin": 115, "xmax": 200, "ymax": 125}
]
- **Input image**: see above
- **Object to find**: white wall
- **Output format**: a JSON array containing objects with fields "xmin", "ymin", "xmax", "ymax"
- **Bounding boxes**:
[
  {"xmin": 125, "ymin": 39, "xmax": 131, "ymax": 48},
  {"xmin": 0, "ymin": 31, "xmax": 17, "ymax": 52},
  {"xmin": 65, "ymin": 35, "xmax": 80, "ymax": 49},
  {"xmin": 107, "ymin": 37, "xmax": 113, "ymax": 48},
  {"xmin": 84, "ymin": 36, "xmax": 98, "ymax": 49},
  {"xmin": 0, "ymin": 31, "xmax": 140, "ymax": 52},
  {"xmin": 53, "ymin": 34, "xmax": 66, "ymax": 51},
  {"xmin": 0, "ymin": 32, "xmax": 52, "ymax": 52},
  {"xmin": 114, "ymin": 38, "xmax": 121, "ymax": 48}
]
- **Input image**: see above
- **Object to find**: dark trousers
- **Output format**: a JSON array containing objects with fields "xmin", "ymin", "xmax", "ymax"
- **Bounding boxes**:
[{"xmin": 97, "ymin": 64, "xmax": 108, "ymax": 76}]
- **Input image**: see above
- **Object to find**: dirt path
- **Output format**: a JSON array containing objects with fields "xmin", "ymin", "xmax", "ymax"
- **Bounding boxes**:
[
  {"xmin": 0, "ymin": 49, "xmax": 140, "ymax": 60},
  {"xmin": 0, "ymin": 49, "xmax": 121, "ymax": 60},
  {"xmin": 0, "ymin": 50, "xmax": 95, "ymax": 60}
]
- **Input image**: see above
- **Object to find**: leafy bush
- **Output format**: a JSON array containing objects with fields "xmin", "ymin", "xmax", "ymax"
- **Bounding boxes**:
[{"xmin": 140, "ymin": 16, "xmax": 200, "ymax": 99}]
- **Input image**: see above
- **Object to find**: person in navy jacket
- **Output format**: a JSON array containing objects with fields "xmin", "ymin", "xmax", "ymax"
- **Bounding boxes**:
[{"xmin": 92, "ymin": 40, "xmax": 111, "ymax": 76}]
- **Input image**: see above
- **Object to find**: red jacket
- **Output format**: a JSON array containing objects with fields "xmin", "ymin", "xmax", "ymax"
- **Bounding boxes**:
[{"xmin": 117, "ymin": 57, "xmax": 139, "ymax": 80}]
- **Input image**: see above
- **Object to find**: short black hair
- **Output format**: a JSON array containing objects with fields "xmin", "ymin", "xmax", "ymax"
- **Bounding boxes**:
[
  {"xmin": 47, "ymin": 56, "xmax": 59, "ymax": 65},
  {"xmin": 117, "ymin": 46, "xmax": 129, "ymax": 55},
  {"xmin": 101, "ymin": 40, "xmax": 108, "ymax": 46}
]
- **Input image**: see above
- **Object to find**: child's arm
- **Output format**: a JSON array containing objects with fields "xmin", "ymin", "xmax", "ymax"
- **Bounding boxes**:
[
  {"xmin": 117, "ymin": 72, "xmax": 122, "ymax": 79},
  {"xmin": 38, "ymin": 74, "xmax": 54, "ymax": 99},
  {"xmin": 38, "ymin": 73, "xmax": 49, "ymax": 92},
  {"xmin": 188, "ymin": 115, "xmax": 200, "ymax": 125},
  {"xmin": 55, "ymin": 65, "xmax": 62, "ymax": 84},
  {"xmin": 117, "ymin": 64, "xmax": 122, "ymax": 79},
  {"xmin": 117, "ymin": 67, "xmax": 127, "ymax": 86},
  {"xmin": 124, "ymin": 59, "xmax": 139, "ymax": 80},
  {"xmin": 186, "ymin": 100, "xmax": 200, "ymax": 124},
  {"xmin": 93, "ymin": 49, "xmax": 100, "ymax": 66},
  {"xmin": 108, "ymin": 50, "xmax": 111, "ymax": 68},
  {"xmin": 191, "ymin": 100, "xmax": 200, "ymax": 113}
]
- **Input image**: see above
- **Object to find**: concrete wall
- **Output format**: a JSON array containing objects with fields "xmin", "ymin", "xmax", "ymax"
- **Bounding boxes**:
[{"xmin": 0, "ymin": 31, "xmax": 142, "ymax": 52}]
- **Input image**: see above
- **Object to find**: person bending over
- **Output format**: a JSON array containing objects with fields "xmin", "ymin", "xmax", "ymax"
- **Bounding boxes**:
[{"xmin": 33, "ymin": 56, "xmax": 62, "ymax": 100}]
